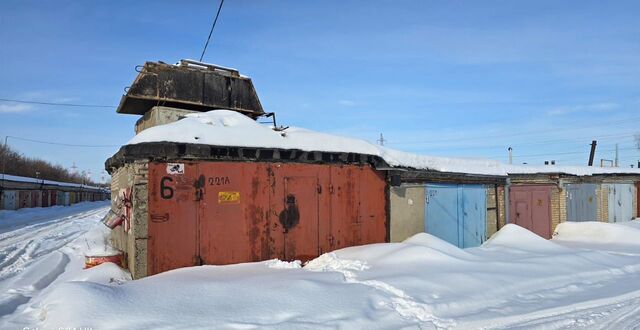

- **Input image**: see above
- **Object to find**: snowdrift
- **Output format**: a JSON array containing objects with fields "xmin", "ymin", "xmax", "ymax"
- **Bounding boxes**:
[
  {"xmin": 554, "ymin": 220, "xmax": 640, "ymax": 247},
  {"xmin": 35, "ymin": 224, "xmax": 640, "ymax": 329}
]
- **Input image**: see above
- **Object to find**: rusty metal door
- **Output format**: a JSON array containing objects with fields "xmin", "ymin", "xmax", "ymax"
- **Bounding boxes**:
[
  {"xmin": 269, "ymin": 164, "xmax": 323, "ymax": 262},
  {"xmin": 50, "ymin": 191, "xmax": 57, "ymax": 206},
  {"xmin": 31, "ymin": 191, "xmax": 40, "ymax": 207},
  {"xmin": 509, "ymin": 185, "xmax": 552, "ymax": 239},
  {"xmin": 328, "ymin": 166, "xmax": 360, "ymax": 250},
  {"xmin": 282, "ymin": 175, "xmax": 320, "ymax": 260},
  {"xmin": 358, "ymin": 167, "xmax": 388, "ymax": 245},
  {"xmin": 198, "ymin": 162, "xmax": 270, "ymax": 265},
  {"xmin": 18, "ymin": 191, "xmax": 30, "ymax": 209},
  {"xmin": 41, "ymin": 191, "xmax": 49, "ymax": 207},
  {"xmin": 148, "ymin": 162, "xmax": 200, "ymax": 275}
]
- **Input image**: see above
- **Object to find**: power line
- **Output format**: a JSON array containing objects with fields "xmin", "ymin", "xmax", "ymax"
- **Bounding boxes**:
[
  {"xmin": 387, "ymin": 116, "xmax": 640, "ymax": 145},
  {"xmin": 512, "ymin": 146, "xmax": 638, "ymax": 159},
  {"xmin": 404, "ymin": 133, "xmax": 639, "ymax": 153},
  {"xmin": 0, "ymin": 97, "xmax": 116, "ymax": 108},
  {"xmin": 199, "ymin": 0, "xmax": 225, "ymax": 62},
  {"xmin": 6, "ymin": 135, "xmax": 120, "ymax": 148}
]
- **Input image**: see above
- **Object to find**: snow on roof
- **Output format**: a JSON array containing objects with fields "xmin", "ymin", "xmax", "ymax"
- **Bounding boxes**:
[
  {"xmin": 126, "ymin": 110, "xmax": 640, "ymax": 177},
  {"xmin": 0, "ymin": 174, "xmax": 104, "ymax": 190}
]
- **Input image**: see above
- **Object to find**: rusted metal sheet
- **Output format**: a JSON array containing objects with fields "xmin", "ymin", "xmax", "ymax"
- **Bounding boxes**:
[
  {"xmin": 50, "ymin": 191, "xmax": 57, "ymax": 206},
  {"xmin": 147, "ymin": 162, "xmax": 199, "ymax": 275},
  {"xmin": 18, "ymin": 191, "xmax": 31, "ymax": 209},
  {"xmin": 509, "ymin": 185, "xmax": 553, "ymax": 239},
  {"xmin": 146, "ymin": 161, "xmax": 387, "ymax": 275},
  {"xmin": 41, "ymin": 191, "xmax": 49, "ymax": 207},
  {"xmin": 199, "ymin": 162, "xmax": 271, "ymax": 265},
  {"xmin": 271, "ymin": 164, "xmax": 324, "ymax": 261},
  {"xmin": 31, "ymin": 191, "xmax": 41, "ymax": 208},
  {"xmin": 116, "ymin": 60, "xmax": 264, "ymax": 118},
  {"xmin": 359, "ymin": 167, "xmax": 389, "ymax": 244},
  {"xmin": 328, "ymin": 166, "xmax": 360, "ymax": 250}
]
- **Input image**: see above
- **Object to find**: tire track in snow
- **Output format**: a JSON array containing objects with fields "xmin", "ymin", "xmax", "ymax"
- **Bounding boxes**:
[
  {"xmin": 0, "ymin": 206, "xmax": 109, "ymax": 282},
  {"xmin": 471, "ymin": 289, "xmax": 640, "ymax": 329},
  {"xmin": 0, "ymin": 252, "xmax": 70, "ymax": 317}
]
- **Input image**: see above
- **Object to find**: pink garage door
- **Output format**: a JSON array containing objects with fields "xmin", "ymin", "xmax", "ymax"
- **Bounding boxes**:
[{"xmin": 509, "ymin": 185, "xmax": 553, "ymax": 239}]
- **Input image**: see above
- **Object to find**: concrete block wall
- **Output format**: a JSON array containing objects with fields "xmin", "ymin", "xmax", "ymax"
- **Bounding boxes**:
[
  {"xmin": 110, "ymin": 160, "xmax": 149, "ymax": 279},
  {"xmin": 389, "ymin": 186, "xmax": 425, "ymax": 242}
]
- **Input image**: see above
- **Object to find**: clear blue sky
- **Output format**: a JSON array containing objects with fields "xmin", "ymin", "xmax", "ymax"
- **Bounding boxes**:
[{"xmin": 1, "ymin": 0, "xmax": 639, "ymax": 182}]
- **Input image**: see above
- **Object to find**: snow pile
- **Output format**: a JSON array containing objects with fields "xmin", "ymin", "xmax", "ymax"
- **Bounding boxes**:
[
  {"xmin": 126, "ymin": 110, "xmax": 640, "ymax": 177},
  {"xmin": 554, "ymin": 221, "xmax": 640, "ymax": 247},
  {"xmin": 483, "ymin": 224, "xmax": 570, "ymax": 252},
  {"xmin": 30, "ymin": 221, "xmax": 640, "ymax": 329}
]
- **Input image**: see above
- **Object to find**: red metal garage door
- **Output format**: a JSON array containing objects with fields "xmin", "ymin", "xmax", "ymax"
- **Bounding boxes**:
[
  {"xmin": 198, "ymin": 162, "xmax": 271, "ymax": 265},
  {"xmin": 147, "ymin": 161, "xmax": 387, "ymax": 276},
  {"xmin": 147, "ymin": 162, "xmax": 200, "ymax": 275},
  {"xmin": 509, "ymin": 185, "xmax": 553, "ymax": 239}
]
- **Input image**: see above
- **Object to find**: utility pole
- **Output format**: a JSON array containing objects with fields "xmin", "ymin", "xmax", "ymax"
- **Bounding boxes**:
[
  {"xmin": 614, "ymin": 144, "xmax": 619, "ymax": 167},
  {"xmin": 508, "ymin": 147, "xmax": 513, "ymax": 164},
  {"xmin": 588, "ymin": 140, "xmax": 597, "ymax": 166},
  {"xmin": 377, "ymin": 133, "xmax": 386, "ymax": 146}
]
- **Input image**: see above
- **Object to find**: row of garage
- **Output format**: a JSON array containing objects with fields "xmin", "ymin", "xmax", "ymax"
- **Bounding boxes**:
[
  {"xmin": 105, "ymin": 141, "xmax": 640, "ymax": 279},
  {"xmin": 0, "ymin": 175, "xmax": 110, "ymax": 211},
  {"xmin": 390, "ymin": 172, "xmax": 639, "ymax": 247}
]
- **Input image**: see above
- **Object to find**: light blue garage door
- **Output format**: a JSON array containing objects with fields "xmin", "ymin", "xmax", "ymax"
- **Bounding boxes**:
[{"xmin": 425, "ymin": 184, "xmax": 487, "ymax": 248}]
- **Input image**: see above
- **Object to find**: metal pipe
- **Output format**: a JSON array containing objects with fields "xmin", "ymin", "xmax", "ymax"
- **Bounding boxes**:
[{"xmin": 588, "ymin": 140, "xmax": 597, "ymax": 166}]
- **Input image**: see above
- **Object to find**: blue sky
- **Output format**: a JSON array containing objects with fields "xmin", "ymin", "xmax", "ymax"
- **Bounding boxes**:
[{"xmin": 1, "ymin": 0, "xmax": 639, "ymax": 182}]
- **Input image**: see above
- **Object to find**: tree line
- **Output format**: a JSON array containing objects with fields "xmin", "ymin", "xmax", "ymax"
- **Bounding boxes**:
[{"xmin": 0, "ymin": 144, "xmax": 101, "ymax": 186}]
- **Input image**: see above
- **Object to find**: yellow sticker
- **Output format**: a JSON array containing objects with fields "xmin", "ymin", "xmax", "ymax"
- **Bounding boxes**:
[{"xmin": 218, "ymin": 191, "xmax": 240, "ymax": 204}]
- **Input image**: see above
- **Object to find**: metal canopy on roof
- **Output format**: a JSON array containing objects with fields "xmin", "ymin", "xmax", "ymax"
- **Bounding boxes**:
[{"xmin": 116, "ymin": 60, "xmax": 265, "ymax": 118}]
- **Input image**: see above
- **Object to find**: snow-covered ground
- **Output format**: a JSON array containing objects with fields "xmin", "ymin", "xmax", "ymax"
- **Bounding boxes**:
[
  {"xmin": 0, "ymin": 201, "xmax": 130, "ymax": 329},
  {"xmin": 1, "ymin": 205, "xmax": 639, "ymax": 329}
]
